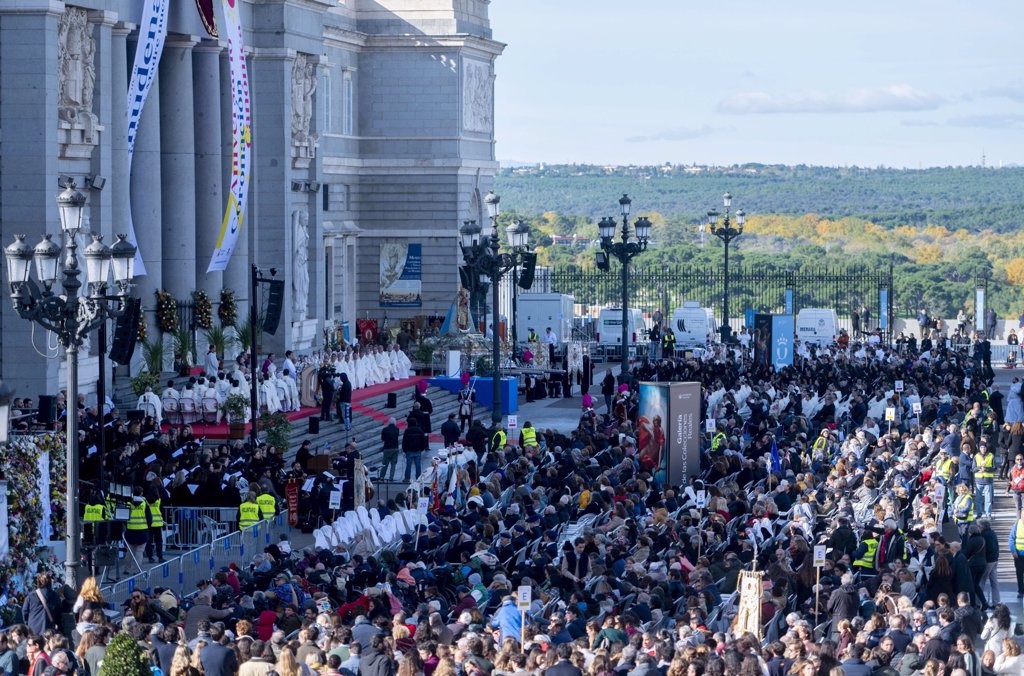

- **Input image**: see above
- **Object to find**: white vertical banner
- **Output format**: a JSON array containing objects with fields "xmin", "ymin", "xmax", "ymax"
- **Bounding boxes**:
[
  {"xmin": 125, "ymin": 0, "xmax": 170, "ymax": 277},
  {"xmin": 0, "ymin": 480, "xmax": 8, "ymax": 560},
  {"xmin": 976, "ymin": 287, "xmax": 986, "ymax": 335},
  {"xmin": 38, "ymin": 452, "xmax": 52, "ymax": 543},
  {"xmin": 207, "ymin": 0, "xmax": 253, "ymax": 272}
]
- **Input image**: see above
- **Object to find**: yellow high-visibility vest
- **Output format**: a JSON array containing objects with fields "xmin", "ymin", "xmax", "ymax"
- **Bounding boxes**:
[
  {"xmin": 520, "ymin": 427, "xmax": 538, "ymax": 447},
  {"xmin": 256, "ymin": 494, "xmax": 276, "ymax": 519},
  {"xmin": 711, "ymin": 432, "xmax": 727, "ymax": 453},
  {"xmin": 148, "ymin": 499, "xmax": 164, "ymax": 528},
  {"xmin": 1015, "ymin": 520, "xmax": 1024, "ymax": 552},
  {"xmin": 491, "ymin": 430, "xmax": 507, "ymax": 450},
  {"xmin": 954, "ymin": 495, "xmax": 975, "ymax": 523},
  {"xmin": 83, "ymin": 504, "xmax": 105, "ymax": 522},
  {"xmin": 974, "ymin": 453, "xmax": 995, "ymax": 480},
  {"xmin": 127, "ymin": 502, "xmax": 149, "ymax": 531},
  {"xmin": 937, "ymin": 458, "xmax": 955, "ymax": 481},
  {"xmin": 238, "ymin": 502, "xmax": 260, "ymax": 530},
  {"xmin": 853, "ymin": 538, "xmax": 878, "ymax": 569}
]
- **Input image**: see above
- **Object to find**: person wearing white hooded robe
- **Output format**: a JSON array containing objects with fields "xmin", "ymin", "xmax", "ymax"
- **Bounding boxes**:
[{"xmin": 260, "ymin": 375, "xmax": 283, "ymax": 414}]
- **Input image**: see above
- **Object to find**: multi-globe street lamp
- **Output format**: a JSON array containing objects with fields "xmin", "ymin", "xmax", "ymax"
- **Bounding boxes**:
[
  {"xmin": 4, "ymin": 180, "xmax": 137, "ymax": 590},
  {"xmin": 459, "ymin": 191, "xmax": 532, "ymax": 425},
  {"xmin": 706, "ymin": 192, "xmax": 745, "ymax": 342},
  {"xmin": 505, "ymin": 219, "xmax": 531, "ymax": 352},
  {"xmin": 597, "ymin": 194, "xmax": 651, "ymax": 374}
]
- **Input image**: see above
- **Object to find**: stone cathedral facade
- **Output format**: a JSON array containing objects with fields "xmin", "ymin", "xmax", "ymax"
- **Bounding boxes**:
[{"xmin": 0, "ymin": 0, "xmax": 502, "ymax": 398}]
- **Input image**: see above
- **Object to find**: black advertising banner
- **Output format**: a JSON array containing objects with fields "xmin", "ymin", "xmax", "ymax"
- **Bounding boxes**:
[
  {"xmin": 665, "ymin": 381, "xmax": 702, "ymax": 488},
  {"xmin": 753, "ymin": 313, "xmax": 773, "ymax": 369}
]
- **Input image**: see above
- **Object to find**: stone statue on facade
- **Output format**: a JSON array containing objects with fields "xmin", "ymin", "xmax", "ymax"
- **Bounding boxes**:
[
  {"xmin": 57, "ymin": 8, "xmax": 101, "ymax": 157},
  {"xmin": 291, "ymin": 54, "xmax": 318, "ymax": 165},
  {"xmin": 292, "ymin": 209, "xmax": 310, "ymax": 323}
]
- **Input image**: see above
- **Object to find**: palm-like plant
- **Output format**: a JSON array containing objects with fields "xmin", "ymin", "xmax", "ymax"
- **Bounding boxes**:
[
  {"xmin": 141, "ymin": 338, "xmax": 165, "ymax": 374},
  {"xmin": 204, "ymin": 324, "xmax": 235, "ymax": 360}
]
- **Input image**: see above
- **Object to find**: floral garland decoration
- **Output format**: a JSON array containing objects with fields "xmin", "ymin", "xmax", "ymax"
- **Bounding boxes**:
[
  {"xmin": 137, "ymin": 312, "xmax": 148, "ymax": 342},
  {"xmin": 156, "ymin": 290, "xmax": 178, "ymax": 334},
  {"xmin": 219, "ymin": 288, "xmax": 237, "ymax": 326},
  {"xmin": 0, "ymin": 437, "xmax": 44, "ymax": 597},
  {"xmin": 193, "ymin": 290, "xmax": 214, "ymax": 329},
  {"xmin": 39, "ymin": 433, "xmax": 66, "ymax": 539}
]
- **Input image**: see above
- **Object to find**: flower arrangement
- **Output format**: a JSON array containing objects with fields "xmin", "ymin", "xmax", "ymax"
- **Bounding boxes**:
[
  {"xmin": 156, "ymin": 289, "xmax": 178, "ymax": 334},
  {"xmin": 39, "ymin": 433, "xmax": 66, "ymax": 539},
  {"xmin": 193, "ymin": 289, "xmax": 213, "ymax": 329},
  {"xmin": 0, "ymin": 438, "xmax": 44, "ymax": 593},
  {"xmin": 137, "ymin": 312, "xmax": 148, "ymax": 342},
  {"xmin": 219, "ymin": 288, "xmax": 237, "ymax": 327}
]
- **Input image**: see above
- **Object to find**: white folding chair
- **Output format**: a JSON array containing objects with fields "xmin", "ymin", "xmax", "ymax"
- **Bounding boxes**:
[
  {"xmin": 179, "ymin": 397, "xmax": 197, "ymax": 425},
  {"xmin": 162, "ymin": 397, "xmax": 180, "ymax": 426},
  {"xmin": 202, "ymin": 397, "xmax": 220, "ymax": 424}
]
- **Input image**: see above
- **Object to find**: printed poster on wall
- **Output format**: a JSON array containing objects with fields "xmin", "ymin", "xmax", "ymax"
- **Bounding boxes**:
[{"xmin": 379, "ymin": 241, "xmax": 422, "ymax": 307}]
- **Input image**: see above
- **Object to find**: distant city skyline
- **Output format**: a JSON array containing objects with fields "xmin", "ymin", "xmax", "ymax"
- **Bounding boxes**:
[{"xmin": 490, "ymin": 1, "xmax": 1024, "ymax": 168}]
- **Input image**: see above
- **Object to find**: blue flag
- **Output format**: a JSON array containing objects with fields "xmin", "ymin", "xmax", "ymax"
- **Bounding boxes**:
[{"xmin": 770, "ymin": 438, "xmax": 781, "ymax": 475}]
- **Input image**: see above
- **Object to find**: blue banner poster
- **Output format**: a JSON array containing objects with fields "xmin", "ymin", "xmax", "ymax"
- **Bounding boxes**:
[
  {"xmin": 879, "ymin": 288, "xmax": 889, "ymax": 331},
  {"xmin": 379, "ymin": 242, "xmax": 422, "ymax": 307},
  {"xmin": 771, "ymin": 314, "xmax": 794, "ymax": 371}
]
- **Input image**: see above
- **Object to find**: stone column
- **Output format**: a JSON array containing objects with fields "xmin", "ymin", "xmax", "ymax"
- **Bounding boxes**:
[
  {"xmin": 0, "ymin": 1, "xmax": 63, "ymax": 396},
  {"xmin": 109, "ymin": 22, "xmax": 133, "ymax": 251},
  {"xmin": 159, "ymin": 36, "xmax": 199, "ymax": 301},
  {"xmin": 87, "ymin": 11, "xmax": 117, "ymax": 243},
  {"xmin": 128, "ymin": 32, "xmax": 163, "ymax": 317},
  {"xmin": 193, "ymin": 39, "xmax": 223, "ymax": 295}
]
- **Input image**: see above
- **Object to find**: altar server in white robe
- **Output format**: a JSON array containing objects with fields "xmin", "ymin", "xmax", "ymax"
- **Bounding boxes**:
[
  {"xmin": 374, "ymin": 346, "xmax": 394, "ymax": 381},
  {"xmin": 260, "ymin": 374, "xmax": 283, "ymax": 414}
]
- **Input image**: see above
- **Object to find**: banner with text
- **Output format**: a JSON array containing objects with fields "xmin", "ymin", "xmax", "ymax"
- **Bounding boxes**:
[
  {"xmin": 207, "ymin": 0, "xmax": 253, "ymax": 272},
  {"xmin": 0, "ymin": 481, "xmax": 7, "ymax": 561},
  {"xmin": 379, "ymin": 242, "xmax": 422, "ymax": 307},
  {"xmin": 125, "ymin": 0, "xmax": 170, "ymax": 276},
  {"xmin": 667, "ymin": 381, "xmax": 702, "ymax": 488}
]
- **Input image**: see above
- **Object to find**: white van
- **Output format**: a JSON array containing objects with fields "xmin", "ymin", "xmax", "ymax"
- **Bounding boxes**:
[
  {"xmin": 596, "ymin": 307, "xmax": 647, "ymax": 346},
  {"xmin": 672, "ymin": 302, "xmax": 718, "ymax": 348},
  {"xmin": 795, "ymin": 308, "xmax": 839, "ymax": 346}
]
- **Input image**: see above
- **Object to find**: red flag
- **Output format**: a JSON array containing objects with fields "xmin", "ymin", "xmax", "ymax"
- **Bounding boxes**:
[{"xmin": 194, "ymin": 0, "xmax": 218, "ymax": 37}]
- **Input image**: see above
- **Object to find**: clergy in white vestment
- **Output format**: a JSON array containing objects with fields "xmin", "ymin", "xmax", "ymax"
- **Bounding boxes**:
[
  {"xmin": 261, "ymin": 375, "xmax": 283, "ymax": 414},
  {"xmin": 214, "ymin": 374, "xmax": 232, "ymax": 404},
  {"xmin": 374, "ymin": 347, "xmax": 393, "ymax": 381},
  {"xmin": 137, "ymin": 387, "xmax": 163, "ymax": 421},
  {"xmin": 227, "ymin": 380, "xmax": 252, "ymax": 423},
  {"xmin": 390, "ymin": 344, "xmax": 413, "ymax": 378},
  {"xmin": 353, "ymin": 352, "xmax": 367, "ymax": 389}
]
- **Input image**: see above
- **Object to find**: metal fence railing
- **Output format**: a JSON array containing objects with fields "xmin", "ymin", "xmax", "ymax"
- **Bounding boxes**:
[
  {"xmin": 100, "ymin": 514, "xmax": 286, "ymax": 612},
  {"xmin": 164, "ymin": 507, "xmax": 241, "ymax": 550}
]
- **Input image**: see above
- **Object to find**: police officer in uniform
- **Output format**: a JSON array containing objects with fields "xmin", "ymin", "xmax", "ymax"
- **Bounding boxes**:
[
  {"xmin": 125, "ymin": 487, "xmax": 151, "ymax": 574},
  {"xmin": 238, "ymin": 492, "xmax": 261, "ymax": 531}
]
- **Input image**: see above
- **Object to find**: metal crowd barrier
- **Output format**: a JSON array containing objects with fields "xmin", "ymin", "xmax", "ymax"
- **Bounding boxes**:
[
  {"xmin": 163, "ymin": 507, "xmax": 241, "ymax": 549},
  {"xmin": 100, "ymin": 513, "xmax": 287, "ymax": 613}
]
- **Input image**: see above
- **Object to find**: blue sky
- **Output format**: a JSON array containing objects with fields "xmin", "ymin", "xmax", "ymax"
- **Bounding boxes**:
[{"xmin": 489, "ymin": 1, "xmax": 1024, "ymax": 168}]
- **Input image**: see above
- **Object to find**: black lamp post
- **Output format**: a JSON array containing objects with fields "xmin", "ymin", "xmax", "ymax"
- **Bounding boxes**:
[
  {"xmin": 459, "ymin": 192, "xmax": 531, "ymax": 425},
  {"xmin": 707, "ymin": 192, "xmax": 745, "ymax": 342},
  {"xmin": 505, "ymin": 219, "xmax": 531, "ymax": 348},
  {"xmin": 4, "ymin": 180, "xmax": 137, "ymax": 590},
  {"xmin": 598, "ymin": 194, "xmax": 651, "ymax": 374}
]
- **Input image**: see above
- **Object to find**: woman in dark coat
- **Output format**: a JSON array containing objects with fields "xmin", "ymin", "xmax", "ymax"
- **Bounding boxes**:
[
  {"xmin": 926, "ymin": 552, "xmax": 954, "ymax": 603},
  {"xmin": 21, "ymin": 573, "xmax": 62, "ymax": 637}
]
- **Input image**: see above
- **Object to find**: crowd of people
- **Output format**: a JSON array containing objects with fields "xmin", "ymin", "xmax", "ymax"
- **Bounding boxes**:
[{"xmin": 6, "ymin": 328, "xmax": 1024, "ymax": 676}]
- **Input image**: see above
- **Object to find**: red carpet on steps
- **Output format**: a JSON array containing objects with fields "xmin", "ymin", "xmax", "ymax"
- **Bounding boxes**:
[{"xmin": 161, "ymin": 375, "xmax": 428, "ymax": 440}]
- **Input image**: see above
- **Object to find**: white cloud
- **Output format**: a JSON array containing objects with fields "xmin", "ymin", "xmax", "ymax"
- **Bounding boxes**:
[
  {"xmin": 982, "ymin": 85, "xmax": 1024, "ymax": 102},
  {"xmin": 626, "ymin": 125, "xmax": 715, "ymax": 143},
  {"xmin": 947, "ymin": 114, "xmax": 1024, "ymax": 129},
  {"xmin": 718, "ymin": 85, "xmax": 943, "ymax": 114}
]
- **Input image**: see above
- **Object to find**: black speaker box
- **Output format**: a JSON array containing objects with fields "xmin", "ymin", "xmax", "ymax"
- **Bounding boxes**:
[
  {"xmin": 263, "ymin": 279, "xmax": 285, "ymax": 335},
  {"xmin": 308, "ymin": 416, "xmax": 320, "ymax": 434},
  {"xmin": 386, "ymin": 392, "xmax": 398, "ymax": 408},
  {"xmin": 127, "ymin": 409, "xmax": 145, "ymax": 422},
  {"xmin": 37, "ymin": 394, "xmax": 56, "ymax": 426},
  {"xmin": 109, "ymin": 298, "xmax": 142, "ymax": 365}
]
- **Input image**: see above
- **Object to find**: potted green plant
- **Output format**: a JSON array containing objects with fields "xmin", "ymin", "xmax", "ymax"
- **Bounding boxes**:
[
  {"xmin": 98, "ymin": 632, "xmax": 150, "ymax": 676},
  {"xmin": 259, "ymin": 411, "xmax": 292, "ymax": 450},
  {"xmin": 204, "ymin": 324, "xmax": 235, "ymax": 360},
  {"xmin": 221, "ymin": 393, "xmax": 250, "ymax": 439},
  {"xmin": 129, "ymin": 371, "xmax": 161, "ymax": 398},
  {"xmin": 141, "ymin": 338, "xmax": 164, "ymax": 375},
  {"xmin": 173, "ymin": 326, "xmax": 193, "ymax": 376}
]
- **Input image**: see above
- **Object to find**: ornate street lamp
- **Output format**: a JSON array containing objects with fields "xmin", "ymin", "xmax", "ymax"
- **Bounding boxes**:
[
  {"xmin": 459, "ymin": 192, "xmax": 532, "ymax": 425},
  {"xmin": 4, "ymin": 180, "xmax": 136, "ymax": 590},
  {"xmin": 598, "ymin": 194, "xmax": 651, "ymax": 374},
  {"xmin": 706, "ymin": 192, "xmax": 745, "ymax": 342}
]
